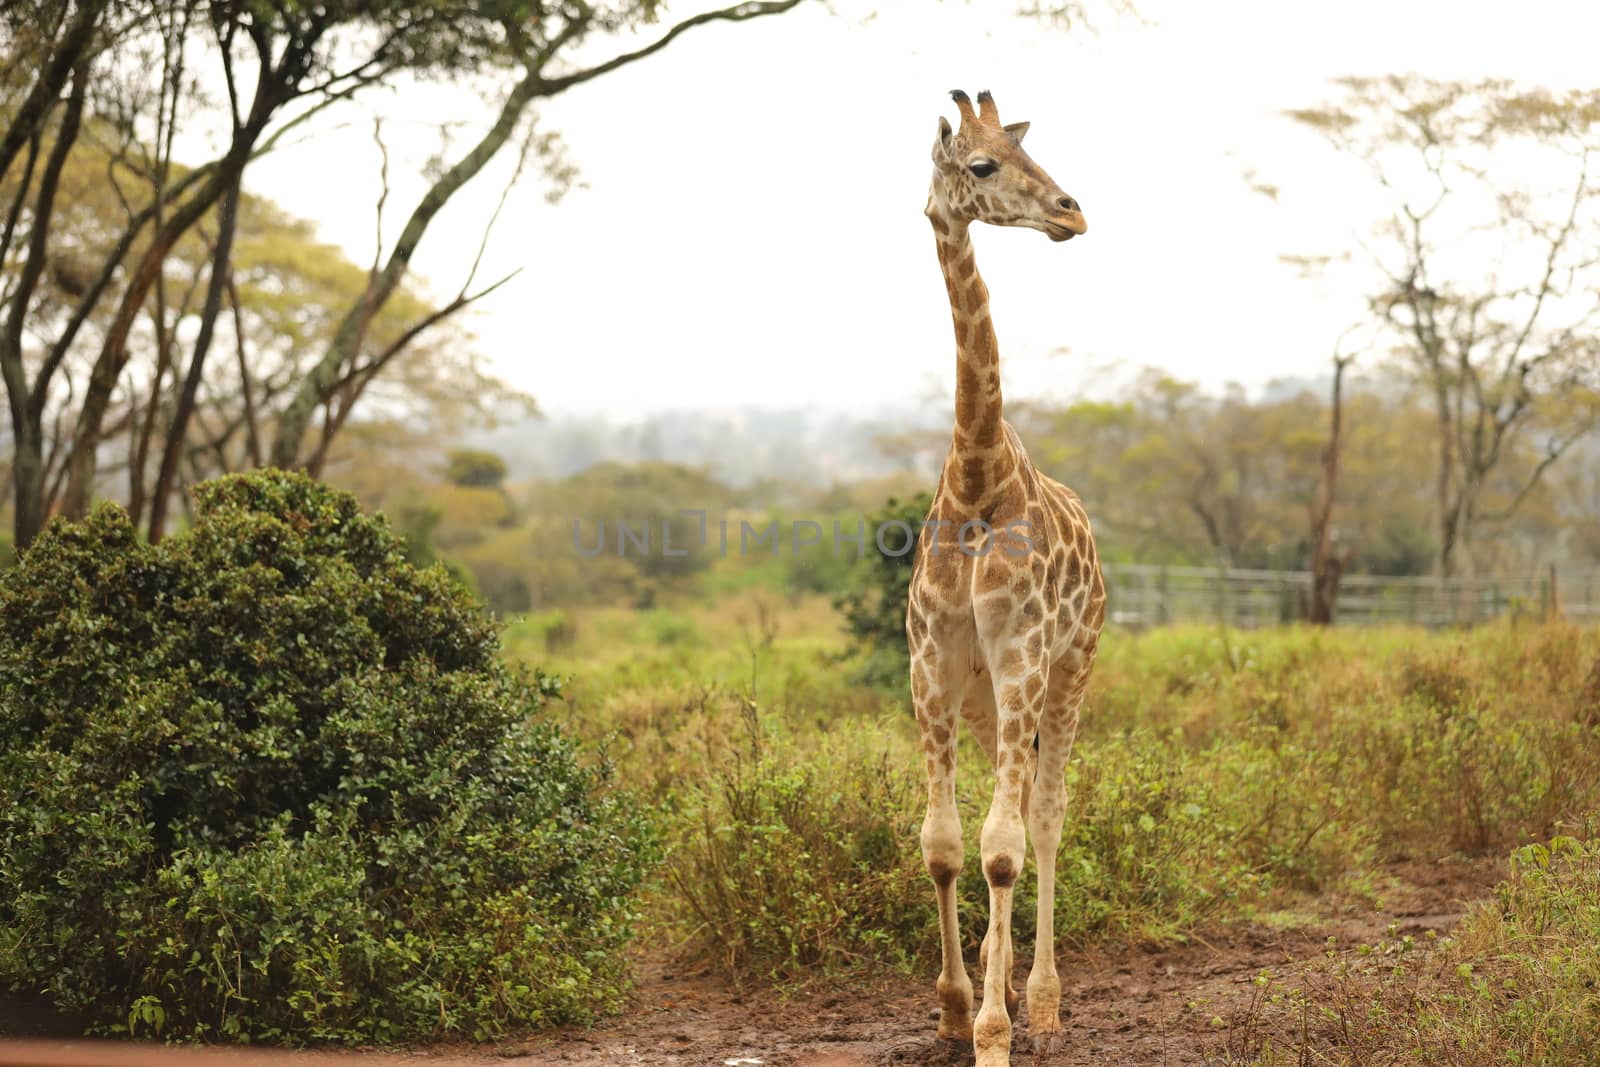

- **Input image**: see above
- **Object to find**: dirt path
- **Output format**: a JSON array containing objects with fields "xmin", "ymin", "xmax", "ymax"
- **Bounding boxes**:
[
  {"xmin": 0, "ymin": 860, "xmax": 1501, "ymax": 1067},
  {"xmin": 512, "ymin": 859, "xmax": 1501, "ymax": 1067}
]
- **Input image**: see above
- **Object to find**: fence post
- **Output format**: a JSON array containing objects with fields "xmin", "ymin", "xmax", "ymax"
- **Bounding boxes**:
[{"xmin": 1157, "ymin": 564, "xmax": 1169, "ymax": 626}]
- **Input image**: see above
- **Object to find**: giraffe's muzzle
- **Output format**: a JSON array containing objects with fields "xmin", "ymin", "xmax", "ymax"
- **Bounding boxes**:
[
  {"xmin": 1043, "ymin": 211, "xmax": 1087, "ymax": 241},
  {"xmin": 1044, "ymin": 196, "xmax": 1086, "ymax": 241}
]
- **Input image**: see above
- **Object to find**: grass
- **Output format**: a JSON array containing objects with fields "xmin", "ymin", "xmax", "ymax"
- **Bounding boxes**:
[
  {"xmin": 501, "ymin": 593, "xmax": 1600, "ymax": 1008},
  {"xmin": 503, "ymin": 592, "xmax": 866, "ymax": 717},
  {"xmin": 1231, "ymin": 834, "xmax": 1600, "ymax": 1066}
]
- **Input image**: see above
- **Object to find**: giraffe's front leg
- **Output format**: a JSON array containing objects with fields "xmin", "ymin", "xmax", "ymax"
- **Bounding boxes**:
[
  {"xmin": 979, "ymin": 734, "xmax": 1035, "ymax": 1016},
  {"xmin": 911, "ymin": 632, "xmax": 974, "ymax": 1046},
  {"xmin": 974, "ymin": 715, "xmax": 1045, "ymax": 1063},
  {"xmin": 973, "ymin": 603, "xmax": 1054, "ymax": 1066},
  {"xmin": 974, "ymin": 759, "xmax": 1026, "ymax": 1067}
]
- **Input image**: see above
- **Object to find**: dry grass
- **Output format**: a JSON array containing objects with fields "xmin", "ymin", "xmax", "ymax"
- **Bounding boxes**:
[{"xmin": 499, "ymin": 602, "xmax": 1600, "ymax": 997}]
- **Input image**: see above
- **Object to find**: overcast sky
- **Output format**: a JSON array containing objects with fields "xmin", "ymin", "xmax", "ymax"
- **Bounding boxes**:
[{"xmin": 242, "ymin": 0, "xmax": 1600, "ymax": 417}]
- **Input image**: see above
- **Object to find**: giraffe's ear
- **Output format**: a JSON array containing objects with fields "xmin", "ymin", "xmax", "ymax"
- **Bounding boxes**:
[
  {"xmin": 1004, "ymin": 121, "xmax": 1030, "ymax": 143},
  {"xmin": 932, "ymin": 116, "xmax": 953, "ymax": 161}
]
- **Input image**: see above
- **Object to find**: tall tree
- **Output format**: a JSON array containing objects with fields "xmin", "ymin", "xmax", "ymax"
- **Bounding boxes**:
[
  {"xmin": 1306, "ymin": 350, "xmax": 1354, "ymax": 624},
  {"xmin": 1, "ymin": 0, "xmax": 807, "ymax": 549},
  {"xmin": 1289, "ymin": 77, "xmax": 1600, "ymax": 576},
  {"xmin": 268, "ymin": 0, "xmax": 805, "ymax": 470},
  {"xmin": 2, "ymin": 132, "xmax": 526, "ymax": 534}
]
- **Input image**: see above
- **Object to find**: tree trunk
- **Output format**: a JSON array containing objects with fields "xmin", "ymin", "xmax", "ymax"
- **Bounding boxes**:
[
  {"xmin": 59, "ymin": 143, "xmax": 252, "ymax": 520},
  {"xmin": 270, "ymin": 1, "xmax": 806, "ymax": 468},
  {"xmin": 270, "ymin": 65, "xmax": 545, "ymax": 468},
  {"xmin": 0, "ymin": 0, "xmax": 105, "ymax": 181},
  {"xmin": 1307, "ymin": 355, "xmax": 1352, "ymax": 625},
  {"xmin": 10, "ymin": 424, "xmax": 46, "ymax": 550},
  {"xmin": 2, "ymin": 61, "xmax": 88, "ymax": 549},
  {"xmin": 148, "ymin": 170, "xmax": 243, "ymax": 540}
]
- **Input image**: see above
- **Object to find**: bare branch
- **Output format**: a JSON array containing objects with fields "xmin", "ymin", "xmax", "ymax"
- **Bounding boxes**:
[
  {"xmin": 540, "ymin": 1, "xmax": 808, "ymax": 96},
  {"xmin": 460, "ymin": 120, "xmax": 536, "ymax": 297}
]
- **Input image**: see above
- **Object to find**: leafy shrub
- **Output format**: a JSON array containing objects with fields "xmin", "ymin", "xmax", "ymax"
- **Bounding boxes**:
[
  {"xmin": 832, "ymin": 493, "xmax": 930, "ymax": 691},
  {"xmin": 0, "ymin": 470, "xmax": 657, "ymax": 1044},
  {"xmin": 662, "ymin": 715, "xmax": 931, "ymax": 982},
  {"xmin": 661, "ymin": 715, "xmax": 1376, "ymax": 983},
  {"xmin": 518, "ymin": 609, "xmax": 1600, "ymax": 992},
  {"xmin": 946, "ymin": 727, "xmax": 1374, "ymax": 954},
  {"xmin": 1441, "ymin": 835, "xmax": 1600, "ymax": 1062}
]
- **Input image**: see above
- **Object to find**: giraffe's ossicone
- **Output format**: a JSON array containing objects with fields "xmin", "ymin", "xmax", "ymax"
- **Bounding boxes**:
[{"xmin": 907, "ymin": 89, "xmax": 1106, "ymax": 1067}]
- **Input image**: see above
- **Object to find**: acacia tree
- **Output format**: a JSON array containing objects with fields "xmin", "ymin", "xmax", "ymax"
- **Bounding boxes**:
[
  {"xmin": 1, "ymin": 0, "xmax": 806, "ymax": 549},
  {"xmin": 1290, "ymin": 77, "xmax": 1600, "ymax": 576},
  {"xmin": 268, "ymin": 0, "xmax": 809, "ymax": 470},
  {"xmin": 0, "ymin": 119, "xmax": 521, "ymax": 534},
  {"xmin": 3, "ymin": 0, "xmax": 494, "ymax": 544}
]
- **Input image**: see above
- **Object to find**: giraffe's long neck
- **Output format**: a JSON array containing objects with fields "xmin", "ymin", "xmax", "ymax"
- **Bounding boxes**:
[{"xmin": 933, "ymin": 217, "xmax": 1012, "ymax": 508}]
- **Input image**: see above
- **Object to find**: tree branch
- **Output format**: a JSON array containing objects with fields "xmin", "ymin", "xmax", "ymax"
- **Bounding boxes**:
[
  {"xmin": 539, "ymin": 0, "xmax": 808, "ymax": 95},
  {"xmin": 0, "ymin": 0, "xmax": 106, "ymax": 181}
]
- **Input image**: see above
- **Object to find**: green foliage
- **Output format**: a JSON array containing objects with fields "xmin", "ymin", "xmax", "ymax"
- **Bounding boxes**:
[
  {"xmin": 987, "ymin": 726, "xmax": 1374, "ymax": 946},
  {"xmin": 657, "ymin": 711, "xmax": 1378, "ymax": 981},
  {"xmin": 663, "ymin": 716, "xmax": 932, "ymax": 982},
  {"xmin": 445, "ymin": 449, "xmax": 510, "ymax": 489},
  {"xmin": 1095, "ymin": 623, "xmax": 1600, "ymax": 859},
  {"xmin": 525, "ymin": 602, "xmax": 1600, "ymax": 988},
  {"xmin": 515, "ymin": 608, "xmax": 579, "ymax": 653},
  {"xmin": 1445, "ymin": 836, "xmax": 1600, "ymax": 1062},
  {"xmin": 0, "ymin": 470, "xmax": 657, "ymax": 1044},
  {"xmin": 832, "ymin": 492, "xmax": 931, "ymax": 690},
  {"xmin": 1020, "ymin": 377, "xmax": 1453, "ymax": 574}
]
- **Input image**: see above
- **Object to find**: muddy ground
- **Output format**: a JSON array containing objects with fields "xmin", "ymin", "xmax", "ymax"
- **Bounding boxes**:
[
  {"xmin": 513, "ymin": 858, "xmax": 1501, "ymax": 1067},
  {"xmin": 0, "ymin": 859, "xmax": 1502, "ymax": 1067}
]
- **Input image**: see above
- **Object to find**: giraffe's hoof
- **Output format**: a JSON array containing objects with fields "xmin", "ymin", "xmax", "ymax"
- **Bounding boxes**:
[{"xmin": 931, "ymin": 1035, "xmax": 974, "ymax": 1064}]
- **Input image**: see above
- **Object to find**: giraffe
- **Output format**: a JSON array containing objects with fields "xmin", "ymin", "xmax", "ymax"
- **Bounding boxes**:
[{"xmin": 906, "ymin": 89, "xmax": 1106, "ymax": 1066}]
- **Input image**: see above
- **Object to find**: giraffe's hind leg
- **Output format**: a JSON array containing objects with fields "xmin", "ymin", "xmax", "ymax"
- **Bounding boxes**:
[
  {"xmin": 960, "ymin": 668, "xmax": 1036, "ymax": 821},
  {"xmin": 1025, "ymin": 651, "xmax": 1092, "ymax": 1055},
  {"xmin": 912, "ymin": 633, "xmax": 976, "ymax": 1045}
]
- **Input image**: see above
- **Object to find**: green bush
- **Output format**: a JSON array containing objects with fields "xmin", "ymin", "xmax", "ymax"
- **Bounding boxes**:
[
  {"xmin": 661, "ymin": 716, "xmax": 1376, "ymax": 984},
  {"xmin": 832, "ymin": 493, "xmax": 931, "ymax": 691},
  {"xmin": 662, "ymin": 717, "xmax": 931, "ymax": 982},
  {"xmin": 0, "ymin": 470, "xmax": 657, "ymax": 1044}
]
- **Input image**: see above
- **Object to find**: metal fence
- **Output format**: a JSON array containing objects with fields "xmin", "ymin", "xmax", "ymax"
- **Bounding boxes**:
[{"xmin": 1100, "ymin": 564, "xmax": 1600, "ymax": 629}]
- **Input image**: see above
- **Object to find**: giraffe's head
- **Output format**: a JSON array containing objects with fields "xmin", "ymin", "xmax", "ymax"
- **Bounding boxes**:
[{"xmin": 926, "ymin": 89, "xmax": 1086, "ymax": 242}]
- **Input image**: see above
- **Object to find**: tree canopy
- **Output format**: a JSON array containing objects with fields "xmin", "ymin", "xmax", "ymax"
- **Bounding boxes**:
[
  {"xmin": 1, "ymin": 0, "xmax": 806, "ymax": 548},
  {"xmin": 1287, "ymin": 76, "xmax": 1600, "ymax": 575}
]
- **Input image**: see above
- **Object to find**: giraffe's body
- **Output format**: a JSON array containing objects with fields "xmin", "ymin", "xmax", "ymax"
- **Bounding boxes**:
[{"xmin": 907, "ymin": 90, "xmax": 1105, "ymax": 1066}]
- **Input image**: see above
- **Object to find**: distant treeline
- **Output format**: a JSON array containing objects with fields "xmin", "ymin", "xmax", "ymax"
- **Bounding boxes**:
[{"xmin": 320, "ymin": 366, "xmax": 1598, "ymax": 614}]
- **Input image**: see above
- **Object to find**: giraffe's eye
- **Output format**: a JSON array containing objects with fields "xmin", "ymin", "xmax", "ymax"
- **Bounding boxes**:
[{"xmin": 969, "ymin": 160, "xmax": 998, "ymax": 179}]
